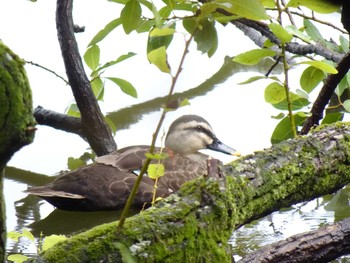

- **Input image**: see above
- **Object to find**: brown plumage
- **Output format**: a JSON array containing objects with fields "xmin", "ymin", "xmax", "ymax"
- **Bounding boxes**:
[{"xmin": 25, "ymin": 115, "xmax": 239, "ymax": 211}]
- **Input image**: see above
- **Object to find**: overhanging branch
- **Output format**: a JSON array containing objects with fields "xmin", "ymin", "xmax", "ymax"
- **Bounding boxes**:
[{"xmin": 56, "ymin": 0, "xmax": 116, "ymax": 155}]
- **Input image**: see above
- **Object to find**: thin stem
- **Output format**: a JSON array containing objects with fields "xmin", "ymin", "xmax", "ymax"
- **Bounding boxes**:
[
  {"xmin": 276, "ymin": 0, "xmax": 297, "ymax": 138},
  {"xmin": 25, "ymin": 60, "xmax": 70, "ymax": 85},
  {"xmin": 117, "ymin": 34, "xmax": 194, "ymax": 230}
]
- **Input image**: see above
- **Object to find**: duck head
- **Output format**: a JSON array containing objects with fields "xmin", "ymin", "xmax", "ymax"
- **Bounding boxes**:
[{"xmin": 165, "ymin": 115, "xmax": 239, "ymax": 157}]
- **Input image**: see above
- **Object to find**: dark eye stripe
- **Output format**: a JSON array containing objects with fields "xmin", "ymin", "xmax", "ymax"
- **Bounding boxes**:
[{"xmin": 186, "ymin": 125, "xmax": 214, "ymax": 140}]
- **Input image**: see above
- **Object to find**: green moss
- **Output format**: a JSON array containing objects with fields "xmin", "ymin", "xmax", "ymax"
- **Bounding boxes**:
[{"xmin": 0, "ymin": 41, "xmax": 35, "ymax": 166}]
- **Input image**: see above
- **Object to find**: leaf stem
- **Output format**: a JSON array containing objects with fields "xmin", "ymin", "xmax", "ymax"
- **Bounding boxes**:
[
  {"xmin": 117, "ymin": 34, "xmax": 194, "ymax": 230},
  {"xmin": 276, "ymin": 0, "xmax": 297, "ymax": 138}
]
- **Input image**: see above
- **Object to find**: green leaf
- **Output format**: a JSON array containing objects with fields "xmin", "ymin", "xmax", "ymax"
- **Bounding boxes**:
[
  {"xmin": 7, "ymin": 254, "xmax": 29, "ymax": 263},
  {"xmin": 193, "ymin": 19, "xmax": 218, "ymax": 57},
  {"xmin": 261, "ymin": 0, "xmax": 275, "ymax": 8},
  {"xmin": 340, "ymin": 35, "xmax": 350, "ymax": 53},
  {"xmin": 303, "ymin": 19, "xmax": 324, "ymax": 43},
  {"xmin": 120, "ymin": 0, "xmax": 142, "ymax": 34},
  {"xmin": 300, "ymin": 66, "xmax": 325, "ymax": 93},
  {"xmin": 272, "ymin": 96, "xmax": 310, "ymax": 111},
  {"xmin": 65, "ymin": 103, "xmax": 80, "ymax": 118},
  {"xmin": 42, "ymin": 235, "xmax": 67, "ymax": 252},
  {"xmin": 148, "ymin": 163, "xmax": 165, "ymax": 179},
  {"xmin": 145, "ymin": 152, "xmax": 169, "ymax": 160},
  {"xmin": 268, "ymin": 23, "xmax": 293, "ymax": 43},
  {"xmin": 104, "ymin": 116, "xmax": 117, "ymax": 135},
  {"xmin": 147, "ymin": 24, "xmax": 175, "ymax": 53},
  {"xmin": 84, "ymin": 45, "xmax": 100, "ymax": 71},
  {"xmin": 95, "ymin": 52, "xmax": 137, "ymax": 74},
  {"xmin": 321, "ymin": 112, "xmax": 343, "ymax": 124},
  {"xmin": 147, "ymin": 46, "xmax": 171, "ymax": 73},
  {"xmin": 67, "ymin": 157, "xmax": 86, "ymax": 170},
  {"xmin": 295, "ymin": 89, "xmax": 309, "ymax": 100},
  {"xmin": 217, "ymin": 0, "xmax": 269, "ymax": 20},
  {"xmin": 343, "ymin": 100, "xmax": 350, "ymax": 112},
  {"xmin": 272, "ymin": 92, "xmax": 310, "ymax": 111},
  {"xmin": 137, "ymin": 21, "xmax": 157, "ymax": 33},
  {"xmin": 22, "ymin": 229, "xmax": 35, "ymax": 242},
  {"xmin": 286, "ymin": 0, "xmax": 340, "ymax": 14},
  {"xmin": 271, "ymin": 112, "xmax": 285, "ymax": 119},
  {"xmin": 91, "ymin": 77, "xmax": 104, "ymax": 100},
  {"xmin": 238, "ymin": 76, "xmax": 267, "ymax": 85},
  {"xmin": 107, "ymin": 77, "xmax": 138, "ymax": 98},
  {"xmin": 299, "ymin": 61, "xmax": 338, "ymax": 74},
  {"xmin": 88, "ymin": 18, "xmax": 121, "ymax": 47},
  {"xmin": 285, "ymin": 25, "xmax": 312, "ymax": 43},
  {"xmin": 7, "ymin": 231, "xmax": 22, "ymax": 242},
  {"xmin": 233, "ymin": 49, "xmax": 276, "ymax": 65},
  {"xmin": 150, "ymin": 27, "xmax": 176, "ymax": 37},
  {"xmin": 138, "ymin": 0, "xmax": 153, "ymax": 11},
  {"xmin": 271, "ymin": 114, "xmax": 306, "ymax": 144},
  {"xmin": 335, "ymin": 73, "xmax": 350, "ymax": 97},
  {"xmin": 264, "ymin": 82, "xmax": 286, "ymax": 104}
]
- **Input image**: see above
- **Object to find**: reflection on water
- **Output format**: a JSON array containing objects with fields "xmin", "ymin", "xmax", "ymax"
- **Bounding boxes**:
[{"xmin": 230, "ymin": 188, "xmax": 350, "ymax": 262}]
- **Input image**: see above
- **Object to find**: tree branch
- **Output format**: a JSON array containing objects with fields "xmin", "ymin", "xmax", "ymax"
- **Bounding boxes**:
[
  {"xmin": 232, "ymin": 19, "xmax": 344, "ymax": 63},
  {"xmin": 300, "ymin": 51, "xmax": 350, "ymax": 134},
  {"xmin": 34, "ymin": 106, "xmax": 82, "ymax": 137},
  {"xmin": 56, "ymin": 0, "xmax": 116, "ymax": 156},
  {"xmin": 33, "ymin": 123, "xmax": 350, "ymax": 262}
]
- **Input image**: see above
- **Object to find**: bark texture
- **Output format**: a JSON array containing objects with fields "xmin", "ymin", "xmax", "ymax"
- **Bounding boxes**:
[
  {"xmin": 56, "ymin": 0, "xmax": 116, "ymax": 156},
  {"xmin": 32, "ymin": 123, "xmax": 350, "ymax": 262},
  {"xmin": 0, "ymin": 41, "xmax": 35, "ymax": 263}
]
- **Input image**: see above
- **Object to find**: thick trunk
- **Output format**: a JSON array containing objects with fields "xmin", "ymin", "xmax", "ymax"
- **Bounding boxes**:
[
  {"xmin": 0, "ymin": 42, "xmax": 35, "ymax": 263},
  {"xmin": 33, "ymin": 123, "xmax": 350, "ymax": 262}
]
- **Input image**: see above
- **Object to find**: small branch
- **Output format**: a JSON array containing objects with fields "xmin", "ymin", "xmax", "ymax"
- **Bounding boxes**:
[
  {"xmin": 231, "ymin": 19, "xmax": 344, "ymax": 63},
  {"xmin": 25, "ymin": 61, "xmax": 70, "ymax": 85},
  {"xmin": 300, "ymin": 51, "xmax": 350, "ymax": 134},
  {"xmin": 56, "ymin": 0, "xmax": 116, "ymax": 156},
  {"xmin": 276, "ymin": 0, "xmax": 297, "ymax": 138},
  {"xmin": 33, "ymin": 106, "xmax": 83, "ymax": 137},
  {"xmin": 290, "ymin": 11, "xmax": 348, "ymax": 35}
]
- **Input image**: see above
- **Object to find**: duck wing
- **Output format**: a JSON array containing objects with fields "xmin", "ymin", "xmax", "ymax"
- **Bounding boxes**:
[
  {"xmin": 157, "ymin": 155, "xmax": 208, "ymax": 193},
  {"xmin": 25, "ymin": 163, "xmax": 168, "ymax": 211},
  {"xmin": 95, "ymin": 145, "xmax": 159, "ymax": 171}
]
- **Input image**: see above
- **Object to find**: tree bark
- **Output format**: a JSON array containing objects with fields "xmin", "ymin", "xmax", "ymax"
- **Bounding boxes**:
[
  {"xmin": 0, "ymin": 42, "xmax": 35, "ymax": 263},
  {"xmin": 32, "ymin": 123, "xmax": 350, "ymax": 262},
  {"xmin": 56, "ymin": 0, "xmax": 116, "ymax": 156}
]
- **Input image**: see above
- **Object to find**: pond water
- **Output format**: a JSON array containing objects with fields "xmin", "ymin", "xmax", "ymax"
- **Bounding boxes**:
[{"xmin": 2, "ymin": 0, "xmax": 349, "ymax": 261}]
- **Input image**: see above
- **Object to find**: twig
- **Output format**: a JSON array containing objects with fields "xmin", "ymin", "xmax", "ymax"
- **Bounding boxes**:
[{"xmin": 25, "ymin": 60, "xmax": 70, "ymax": 85}]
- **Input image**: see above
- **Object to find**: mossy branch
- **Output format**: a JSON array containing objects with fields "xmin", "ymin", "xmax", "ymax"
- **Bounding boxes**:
[{"xmin": 33, "ymin": 122, "xmax": 350, "ymax": 262}]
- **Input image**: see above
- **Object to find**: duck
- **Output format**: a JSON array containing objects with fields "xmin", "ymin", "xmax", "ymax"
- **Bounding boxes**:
[{"xmin": 25, "ymin": 115, "xmax": 239, "ymax": 211}]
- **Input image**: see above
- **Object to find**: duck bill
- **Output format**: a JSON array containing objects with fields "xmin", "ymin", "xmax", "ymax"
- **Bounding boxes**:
[{"xmin": 207, "ymin": 138, "xmax": 241, "ymax": 156}]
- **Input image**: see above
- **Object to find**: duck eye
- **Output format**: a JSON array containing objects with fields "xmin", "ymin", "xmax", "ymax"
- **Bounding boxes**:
[{"xmin": 195, "ymin": 126, "xmax": 203, "ymax": 132}]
